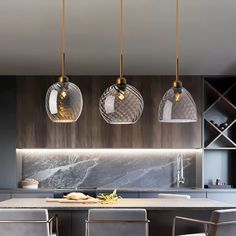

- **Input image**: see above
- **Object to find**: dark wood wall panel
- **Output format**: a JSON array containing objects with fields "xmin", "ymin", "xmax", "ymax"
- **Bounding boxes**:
[{"xmin": 16, "ymin": 76, "xmax": 202, "ymax": 148}]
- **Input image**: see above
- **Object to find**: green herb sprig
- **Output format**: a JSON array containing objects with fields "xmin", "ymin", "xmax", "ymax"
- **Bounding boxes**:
[{"xmin": 97, "ymin": 189, "xmax": 121, "ymax": 203}]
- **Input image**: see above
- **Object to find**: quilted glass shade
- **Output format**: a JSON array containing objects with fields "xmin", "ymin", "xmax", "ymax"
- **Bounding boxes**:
[
  {"xmin": 158, "ymin": 87, "xmax": 197, "ymax": 123},
  {"xmin": 99, "ymin": 83, "xmax": 144, "ymax": 124},
  {"xmin": 45, "ymin": 81, "xmax": 83, "ymax": 123}
]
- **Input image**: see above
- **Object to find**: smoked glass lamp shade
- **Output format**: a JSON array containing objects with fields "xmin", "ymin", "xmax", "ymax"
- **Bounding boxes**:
[
  {"xmin": 158, "ymin": 87, "xmax": 197, "ymax": 123},
  {"xmin": 45, "ymin": 81, "xmax": 83, "ymax": 123},
  {"xmin": 99, "ymin": 83, "xmax": 144, "ymax": 124}
]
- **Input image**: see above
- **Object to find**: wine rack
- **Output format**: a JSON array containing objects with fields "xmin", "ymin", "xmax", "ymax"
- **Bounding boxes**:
[{"xmin": 203, "ymin": 77, "xmax": 236, "ymax": 188}]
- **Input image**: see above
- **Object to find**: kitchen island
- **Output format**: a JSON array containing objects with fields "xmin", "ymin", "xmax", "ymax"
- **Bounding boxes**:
[
  {"xmin": 0, "ymin": 197, "xmax": 232, "ymax": 210},
  {"xmin": 0, "ymin": 198, "xmax": 234, "ymax": 236}
]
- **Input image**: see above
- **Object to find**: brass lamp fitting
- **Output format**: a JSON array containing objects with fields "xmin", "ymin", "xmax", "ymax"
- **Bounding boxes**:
[
  {"xmin": 116, "ymin": 77, "xmax": 127, "ymax": 91},
  {"xmin": 59, "ymin": 75, "xmax": 69, "ymax": 83},
  {"xmin": 172, "ymin": 80, "xmax": 182, "ymax": 88}
]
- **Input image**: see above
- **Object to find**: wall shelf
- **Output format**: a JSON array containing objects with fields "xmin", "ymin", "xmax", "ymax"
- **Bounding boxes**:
[{"xmin": 203, "ymin": 77, "xmax": 236, "ymax": 188}]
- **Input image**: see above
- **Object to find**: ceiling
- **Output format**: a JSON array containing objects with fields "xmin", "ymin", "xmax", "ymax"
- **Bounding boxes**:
[{"xmin": 0, "ymin": 0, "xmax": 236, "ymax": 75}]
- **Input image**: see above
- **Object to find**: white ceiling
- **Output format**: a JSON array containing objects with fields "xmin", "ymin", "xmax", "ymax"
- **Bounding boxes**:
[{"xmin": 0, "ymin": 0, "xmax": 236, "ymax": 75}]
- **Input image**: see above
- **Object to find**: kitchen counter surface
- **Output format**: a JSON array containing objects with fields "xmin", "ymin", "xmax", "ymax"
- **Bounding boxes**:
[
  {"xmin": 1, "ymin": 188, "xmax": 236, "ymax": 193},
  {"xmin": 0, "ymin": 198, "xmax": 233, "ymax": 210}
]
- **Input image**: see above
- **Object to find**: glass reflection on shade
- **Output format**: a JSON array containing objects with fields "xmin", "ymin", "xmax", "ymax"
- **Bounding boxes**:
[
  {"xmin": 99, "ymin": 83, "xmax": 144, "ymax": 124},
  {"xmin": 45, "ymin": 82, "xmax": 83, "ymax": 123},
  {"xmin": 158, "ymin": 87, "xmax": 197, "ymax": 123}
]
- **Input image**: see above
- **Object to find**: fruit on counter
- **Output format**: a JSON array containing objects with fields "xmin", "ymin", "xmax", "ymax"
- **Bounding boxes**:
[
  {"xmin": 97, "ymin": 189, "xmax": 121, "ymax": 203},
  {"xmin": 64, "ymin": 192, "xmax": 89, "ymax": 200}
]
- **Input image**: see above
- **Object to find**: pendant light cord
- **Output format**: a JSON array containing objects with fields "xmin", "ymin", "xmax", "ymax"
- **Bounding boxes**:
[
  {"xmin": 119, "ymin": 0, "xmax": 124, "ymax": 80},
  {"xmin": 176, "ymin": 0, "xmax": 179, "ymax": 83},
  {"xmin": 61, "ymin": 0, "xmax": 66, "ymax": 79}
]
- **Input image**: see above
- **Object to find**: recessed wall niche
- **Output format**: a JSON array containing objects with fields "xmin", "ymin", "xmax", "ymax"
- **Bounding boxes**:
[{"xmin": 17, "ymin": 149, "xmax": 202, "ymax": 189}]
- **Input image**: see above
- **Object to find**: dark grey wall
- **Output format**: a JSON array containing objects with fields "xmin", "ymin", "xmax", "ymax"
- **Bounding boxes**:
[{"xmin": 0, "ymin": 78, "xmax": 16, "ymax": 188}]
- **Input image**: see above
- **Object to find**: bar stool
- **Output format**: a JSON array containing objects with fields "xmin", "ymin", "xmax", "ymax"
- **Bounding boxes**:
[
  {"xmin": 158, "ymin": 193, "xmax": 191, "ymax": 199},
  {"xmin": 172, "ymin": 208, "xmax": 236, "ymax": 236},
  {"xmin": 0, "ymin": 209, "xmax": 58, "ymax": 236},
  {"xmin": 86, "ymin": 208, "xmax": 149, "ymax": 236}
]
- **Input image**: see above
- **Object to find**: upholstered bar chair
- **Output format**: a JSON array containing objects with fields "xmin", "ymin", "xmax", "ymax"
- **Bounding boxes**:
[
  {"xmin": 172, "ymin": 208, "xmax": 236, "ymax": 236},
  {"xmin": 158, "ymin": 193, "xmax": 191, "ymax": 199},
  {"xmin": 86, "ymin": 208, "xmax": 149, "ymax": 236},
  {"xmin": 0, "ymin": 209, "xmax": 58, "ymax": 236}
]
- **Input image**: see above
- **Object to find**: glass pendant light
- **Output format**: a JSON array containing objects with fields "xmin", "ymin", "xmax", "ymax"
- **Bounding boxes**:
[
  {"xmin": 158, "ymin": 0, "xmax": 197, "ymax": 123},
  {"xmin": 99, "ymin": 0, "xmax": 144, "ymax": 124},
  {"xmin": 45, "ymin": 0, "xmax": 83, "ymax": 123}
]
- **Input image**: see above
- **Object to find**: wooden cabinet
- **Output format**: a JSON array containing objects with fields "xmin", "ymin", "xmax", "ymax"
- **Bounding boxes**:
[{"xmin": 16, "ymin": 76, "xmax": 202, "ymax": 148}]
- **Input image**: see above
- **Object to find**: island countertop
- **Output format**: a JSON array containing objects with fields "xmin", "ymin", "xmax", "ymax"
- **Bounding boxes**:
[{"xmin": 0, "ymin": 198, "xmax": 234, "ymax": 210}]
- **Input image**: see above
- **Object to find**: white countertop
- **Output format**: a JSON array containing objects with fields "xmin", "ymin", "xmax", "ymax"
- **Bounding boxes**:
[
  {"xmin": 1, "ymin": 188, "xmax": 236, "ymax": 193},
  {"xmin": 0, "ymin": 198, "xmax": 233, "ymax": 210}
]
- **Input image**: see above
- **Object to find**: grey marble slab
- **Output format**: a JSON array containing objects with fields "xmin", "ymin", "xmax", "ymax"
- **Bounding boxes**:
[{"xmin": 17, "ymin": 149, "xmax": 202, "ymax": 189}]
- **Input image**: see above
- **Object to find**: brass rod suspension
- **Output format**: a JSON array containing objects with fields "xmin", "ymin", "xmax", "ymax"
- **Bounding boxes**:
[
  {"xmin": 175, "ymin": 0, "xmax": 179, "ymax": 83},
  {"xmin": 119, "ymin": 0, "xmax": 124, "ymax": 80},
  {"xmin": 61, "ymin": 0, "xmax": 66, "ymax": 79}
]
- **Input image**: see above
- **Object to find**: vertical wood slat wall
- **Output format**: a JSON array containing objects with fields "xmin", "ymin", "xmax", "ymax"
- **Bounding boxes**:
[{"xmin": 16, "ymin": 76, "xmax": 202, "ymax": 148}]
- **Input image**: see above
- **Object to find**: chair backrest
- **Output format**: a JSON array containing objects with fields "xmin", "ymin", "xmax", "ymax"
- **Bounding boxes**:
[
  {"xmin": 86, "ymin": 208, "xmax": 148, "ymax": 236},
  {"xmin": 158, "ymin": 193, "xmax": 191, "ymax": 199},
  {"xmin": 0, "ymin": 209, "xmax": 49, "ymax": 236},
  {"xmin": 209, "ymin": 209, "xmax": 236, "ymax": 236}
]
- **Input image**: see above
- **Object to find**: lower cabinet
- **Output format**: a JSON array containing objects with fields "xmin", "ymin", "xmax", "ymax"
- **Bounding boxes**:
[
  {"xmin": 0, "ymin": 193, "xmax": 11, "ymax": 202},
  {"xmin": 117, "ymin": 191, "xmax": 139, "ymax": 198},
  {"xmin": 97, "ymin": 191, "xmax": 139, "ymax": 198},
  {"xmin": 48, "ymin": 210, "xmax": 88, "ymax": 236},
  {"xmin": 207, "ymin": 192, "xmax": 236, "ymax": 204},
  {"xmin": 51, "ymin": 209, "xmax": 213, "ymax": 236},
  {"xmin": 139, "ymin": 192, "xmax": 207, "ymax": 198},
  {"xmin": 71, "ymin": 211, "xmax": 88, "ymax": 236},
  {"xmin": 49, "ymin": 211, "xmax": 72, "ymax": 236},
  {"xmin": 11, "ymin": 193, "xmax": 54, "ymax": 198}
]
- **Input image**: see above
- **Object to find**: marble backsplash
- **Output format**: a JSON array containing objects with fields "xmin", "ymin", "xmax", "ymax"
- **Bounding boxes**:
[{"xmin": 17, "ymin": 149, "xmax": 202, "ymax": 189}]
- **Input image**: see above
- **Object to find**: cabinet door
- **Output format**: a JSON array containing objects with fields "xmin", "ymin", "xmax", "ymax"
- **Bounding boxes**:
[
  {"xmin": 0, "ymin": 193, "xmax": 11, "ymax": 201},
  {"xmin": 207, "ymin": 192, "xmax": 236, "ymax": 204},
  {"xmin": 71, "ymin": 210, "xmax": 88, "ymax": 236},
  {"xmin": 11, "ymin": 193, "xmax": 53, "ymax": 198},
  {"xmin": 49, "ymin": 211, "xmax": 71, "ymax": 236}
]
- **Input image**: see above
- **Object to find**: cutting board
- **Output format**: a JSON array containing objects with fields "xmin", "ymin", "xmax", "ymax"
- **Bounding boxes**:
[{"xmin": 46, "ymin": 198, "xmax": 100, "ymax": 204}]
